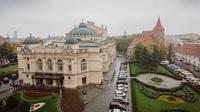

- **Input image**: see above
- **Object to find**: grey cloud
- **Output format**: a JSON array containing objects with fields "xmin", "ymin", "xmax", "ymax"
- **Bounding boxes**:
[{"xmin": 0, "ymin": 0, "xmax": 199, "ymax": 37}]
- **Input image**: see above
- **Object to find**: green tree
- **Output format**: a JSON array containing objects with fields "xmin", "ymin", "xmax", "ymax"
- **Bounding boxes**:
[
  {"xmin": 116, "ymin": 37, "xmax": 132, "ymax": 55},
  {"xmin": 150, "ymin": 45, "xmax": 160, "ymax": 70},
  {"xmin": 133, "ymin": 43, "xmax": 143, "ymax": 62},
  {"xmin": 139, "ymin": 47, "xmax": 151, "ymax": 69},
  {"xmin": 167, "ymin": 43, "xmax": 174, "ymax": 63},
  {"xmin": 0, "ymin": 42, "xmax": 18, "ymax": 62}
]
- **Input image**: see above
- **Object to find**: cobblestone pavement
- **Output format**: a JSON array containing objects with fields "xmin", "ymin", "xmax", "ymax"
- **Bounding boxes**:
[
  {"xmin": 0, "ymin": 88, "xmax": 13, "ymax": 98},
  {"xmin": 83, "ymin": 58, "xmax": 121, "ymax": 112},
  {"xmin": 0, "ymin": 81, "xmax": 13, "ymax": 98}
]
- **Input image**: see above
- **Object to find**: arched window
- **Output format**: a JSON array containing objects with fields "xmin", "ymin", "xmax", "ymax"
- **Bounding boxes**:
[
  {"xmin": 81, "ymin": 59, "xmax": 87, "ymax": 71},
  {"xmin": 47, "ymin": 59, "xmax": 53, "ymax": 71},
  {"xmin": 37, "ymin": 59, "xmax": 43, "ymax": 71},
  {"xmin": 57, "ymin": 59, "xmax": 63, "ymax": 71}
]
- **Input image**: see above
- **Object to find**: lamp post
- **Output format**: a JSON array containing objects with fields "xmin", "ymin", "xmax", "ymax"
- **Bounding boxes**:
[{"xmin": 82, "ymin": 89, "xmax": 87, "ymax": 102}]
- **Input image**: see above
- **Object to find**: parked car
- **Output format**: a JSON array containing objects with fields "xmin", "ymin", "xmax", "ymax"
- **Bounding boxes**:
[
  {"xmin": 116, "ymin": 87, "xmax": 128, "ymax": 92},
  {"xmin": 160, "ymin": 60, "xmax": 169, "ymax": 65},
  {"xmin": 109, "ymin": 102, "xmax": 126, "ymax": 111},
  {"xmin": 116, "ymin": 80, "xmax": 128, "ymax": 85},
  {"xmin": 10, "ymin": 74, "xmax": 18, "ymax": 80},
  {"xmin": 2, "ymin": 77, "xmax": 9, "ymax": 83},
  {"xmin": 117, "ymin": 84, "xmax": 128, "ymax": 88},
  {"xmin": 194, "ymin": 66, "xmax": 200, "ymax": 72},
  {"xmin": 115, "ymin": 91, "xmax": 126, "ymax": 98},
  {"xmin": 118, "ymin": 76, "xmax": 127, "ymax": 80},
  {"xmin": 109, "ymin": 108, "xmax": 126, "ymax": 112},
  {"xmin": 113, "ymin": 98, "xmax": 129, "ymax": 105}
]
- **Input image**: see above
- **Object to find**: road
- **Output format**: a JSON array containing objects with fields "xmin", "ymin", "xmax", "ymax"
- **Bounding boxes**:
[
  {"xmin": 84, "ymin": 59, "xmax": 121, "ymax": 112},
  {"xmin": 173, "ymin": 59, "xmax": 200, "ymax": 79}
]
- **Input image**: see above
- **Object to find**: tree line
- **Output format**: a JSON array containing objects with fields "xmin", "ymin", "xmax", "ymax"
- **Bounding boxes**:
[
  {"xmin": 0, "ymin": 42, "xmax": 18, "ymax": 63},
  {"xmin": 130, "ymin": 43, "xmax": 174, "ymax": 70}
]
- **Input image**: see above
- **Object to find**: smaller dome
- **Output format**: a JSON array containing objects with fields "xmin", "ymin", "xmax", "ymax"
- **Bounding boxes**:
[
  {"xmin": 24, "ymin": 33, "xmax": 39, "ymax": 44},
  {"xmin": 65, "ymin": 37, "xmax": 78, "ymax": 44}
]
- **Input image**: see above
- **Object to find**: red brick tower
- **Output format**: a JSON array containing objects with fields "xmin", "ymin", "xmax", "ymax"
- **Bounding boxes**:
[{"xmin": 153, "ymin": 18, "xmax": 165, "ymax": 48}]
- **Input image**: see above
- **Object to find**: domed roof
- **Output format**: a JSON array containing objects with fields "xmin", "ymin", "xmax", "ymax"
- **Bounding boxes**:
[
  {"xmin": 69, "ymin": 23, "xmax": 96, "ymax": 35},
  {"xmin": 24, "ymin": 33, "xmax": 39, "ymax": 44},
  {"xmin": 65, "ymin": 37, "xmax": 78, "ymax": 44}
]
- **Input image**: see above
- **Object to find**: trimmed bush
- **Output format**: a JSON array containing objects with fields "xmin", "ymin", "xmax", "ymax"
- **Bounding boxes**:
[
  {"xmin": 6, "ymin": 96, "xmax": 18, "ymax": 109},
  {"xmin": 19, "ymin": 102, "xmax": 31, "ymax": 112},
  {"xmin": 24, "ymin": 91, "xmax": 51, "ymax": 98},
  {"xmin": 139, "ymin": 83, "xmax": 160, "ymax": 98}
]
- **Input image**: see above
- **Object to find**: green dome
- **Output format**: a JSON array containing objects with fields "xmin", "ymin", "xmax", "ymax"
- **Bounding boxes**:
[
  {"xmin": 65, "ymin": 37, "xmax": 78, "ymax": 44},
  {"xmin": 69, "ymin": 23, "xmax": 96, "ymax": 35},
  {"xmin": 24, "ymin": 34, "xmax": 39, "ymax": 44}
]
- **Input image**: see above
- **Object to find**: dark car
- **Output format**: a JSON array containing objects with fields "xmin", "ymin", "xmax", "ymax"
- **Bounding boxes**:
[
  {"xmin": 10, "ymin": 74, "xmax": 18, "ymax": 80},
  {"xmin": 109, "ymin": 101, "xmax": 126, "ymax": 111},
  {"xmin": 118, "ymin": 76, "xmax": 127, "ymax": 80},
  {"xmin": 116, "ymin": 80, "xmax": 128, "ymax": 85},
  {"xmin": 113, "ymin": 99, "xmax": 129, "ymax": 105},
  {"xmin": 2, "ymin": 77, "xmax": 9, "ymax": 83}
]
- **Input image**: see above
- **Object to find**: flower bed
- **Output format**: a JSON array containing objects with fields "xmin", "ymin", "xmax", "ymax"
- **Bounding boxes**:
[
  {"xmin": 159, "ymin": 95, "xmax": 184, "ymax": 104},
  {"xmin": 24, "ymin": 91, "xmax": 51, "ymax": 98},
  {"xmin": 151, "ymin": 77, "xmax": 163, "ymax": 83},
  {"xmin": 139, "ymin": 83, "xmax": 160, "ymax": 98},
  {"xmin": 181, "ymin": 88, "xmax": 197, "ymax": 102}
]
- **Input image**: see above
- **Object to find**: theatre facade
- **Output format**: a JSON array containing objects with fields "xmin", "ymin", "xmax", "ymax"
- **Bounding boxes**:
[{"xmin": 17, "ymin": 21, "xmax": 116, "ymax": 88}]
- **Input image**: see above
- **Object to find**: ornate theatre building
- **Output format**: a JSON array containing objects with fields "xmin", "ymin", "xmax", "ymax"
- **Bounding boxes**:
[{"xmin": 17, "ymin": 21, "xmax": 116, "ymax": 88}]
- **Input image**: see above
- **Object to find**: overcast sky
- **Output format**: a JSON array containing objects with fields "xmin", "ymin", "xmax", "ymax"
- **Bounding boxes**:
[{"xmin": 0, "ymin": 0, "xmax": 199, "ymax": 38}]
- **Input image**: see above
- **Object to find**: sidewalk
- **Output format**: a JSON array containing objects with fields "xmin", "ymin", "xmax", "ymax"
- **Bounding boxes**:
[
  {"xmin": 79, "ymin": 58, "xmax": 119, "ymax": 104},
  {"xmin": 0, "ymin": 84, "xmax": 12, "ymax": 92}
]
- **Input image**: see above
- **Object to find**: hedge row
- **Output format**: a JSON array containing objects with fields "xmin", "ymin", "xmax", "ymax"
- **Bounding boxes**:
[
  {"xmin": 24, "ymin": 91, "xmax": 51, "ymax": 98},
  {"xmin": 185, "ymin": 82, "xmax": 200, "ymax": 94},
  {"xmin": 131, "ymin": 79, "xmax": 138, "ymax": 112}
]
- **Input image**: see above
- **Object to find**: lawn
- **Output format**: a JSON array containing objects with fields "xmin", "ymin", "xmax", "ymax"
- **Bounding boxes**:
[
  {"xmin": 130, "ymin": 63, "xmax": 200, "ymax": 112},
  {"xmin": 0, "ymin": 64, "xmax": 18, "ymax": 74},
  {"xmin": 131, "ymin": 80, "xmax": 200, "ymax": 112},
  {"xmin": 129, "ymin": 63, "xmax": 180, "ymax": 79},
  {"xmin": 1, "ymin": 92, "xmax": 59, "ymax": 112}
]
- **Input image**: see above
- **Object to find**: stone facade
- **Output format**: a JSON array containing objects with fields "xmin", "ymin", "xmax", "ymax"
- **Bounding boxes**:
[
  {"xmin": 17, "ymin": 22, "xmax": 116, "ymax": 88},
  {"xmin": 174, "ymin": 44, "xmax": 200, "ymax": 69}
]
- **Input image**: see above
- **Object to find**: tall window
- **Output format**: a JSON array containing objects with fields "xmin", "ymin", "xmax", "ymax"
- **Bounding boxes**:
[
  {"xmin": 68, "ymin": 65, "xmax": 72, "ymax": 72},
  {"xmin": 37, "ymin": 59, "xmax": 43, "ymax": 71},
  {"xmin": 27, "ymin": 64, "xmax": 30, "ymax": 70},
  {"xmin": 81, "ymin": 59, "xmax": 87, "ymax": 71},
  {"xmin": 57, "ymin": 59, "xmax": 63, "ymax": 71},
  {"xmin": 47, "ymin": 59, "xmax": 53, "ymax": 71}
]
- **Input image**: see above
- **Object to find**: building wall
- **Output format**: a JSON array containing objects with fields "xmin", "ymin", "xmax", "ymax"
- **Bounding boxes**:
[
  {"xmin": 174, "ymin": 52, "xmax": 200, "ymax": 68},
  {"xmin": 17, "ymin": 40, "xmax": 116, "ymax": 88}
]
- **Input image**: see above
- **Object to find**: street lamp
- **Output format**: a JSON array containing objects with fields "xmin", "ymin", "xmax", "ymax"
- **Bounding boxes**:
[{"xmin": 82, "ymin": 89, "xmax": 87, "ymax": 102}]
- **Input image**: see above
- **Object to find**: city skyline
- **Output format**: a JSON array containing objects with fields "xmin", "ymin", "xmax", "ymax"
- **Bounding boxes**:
[{"xmin": 0, "ymin": 0, "xmax": 200, "ymax": 37}]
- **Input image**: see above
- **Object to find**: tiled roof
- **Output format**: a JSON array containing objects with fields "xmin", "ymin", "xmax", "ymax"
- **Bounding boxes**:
[
  {"xmin": 130, "ymin": 30, "xmax": 153, "ymax": 46},
  {"xmin": 0, "ymin": 35, "xmax": 5, "ymax": 39},
  {"xmin": 141, "ymin": 31, "xmax": 153, "ymax": 46},
  {"xmin": 175, "ymin": 44, "xmax": 200, "ymax": 57},
  {"xmin": 79, "ymin": 41, "xmax": 100, "ymax": 47}
]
